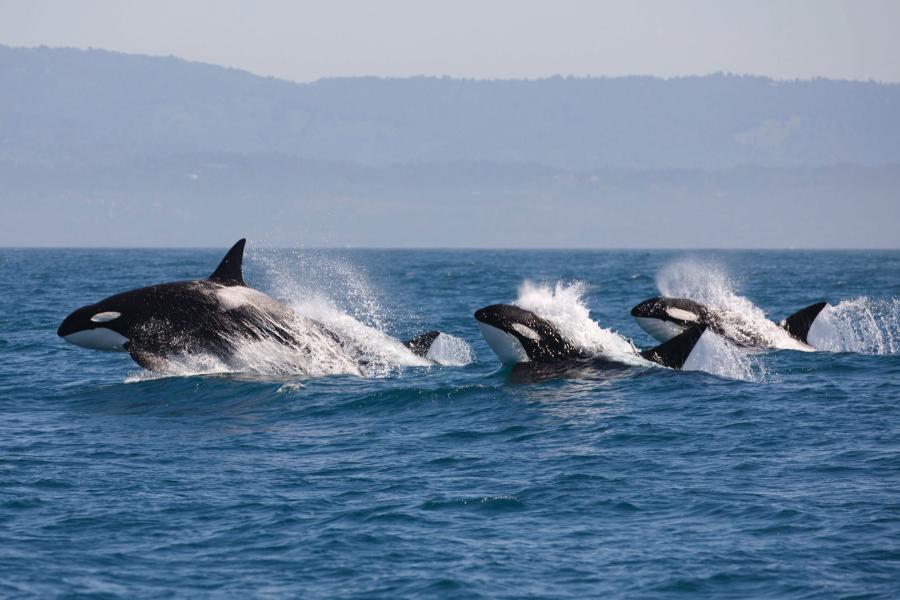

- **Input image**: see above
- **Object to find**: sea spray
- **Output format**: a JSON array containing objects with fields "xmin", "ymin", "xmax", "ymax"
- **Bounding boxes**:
[
  {"xmin": 656, "ymin": 258, "xmax": 809, "ymax": 351},
  {"xmin": 514, "ymin": 280, "xmax": 643, "ymax": 365},
  {"xmin": 808, "ymin": 297, "xmax": 900, "ymax": 354},
  {"xmin": 514, "ymin": 279, "xmax": 767, "ymax": 381},
  {"xmin": 252, "ymin": 248, "xmax": 473, "ymax": 375}
]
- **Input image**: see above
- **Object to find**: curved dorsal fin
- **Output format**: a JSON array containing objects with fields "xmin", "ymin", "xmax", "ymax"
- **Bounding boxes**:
[
  {"xmin": 780, "ymin": 301, "xmax": 828, "ymax": 344},
  {"xmin": 209, "ymin": 239, "xmax": 246, "ymax": 286},
  {"xmin": 641, "ymin": 325, "xmax": 707, "ymax": 369}
]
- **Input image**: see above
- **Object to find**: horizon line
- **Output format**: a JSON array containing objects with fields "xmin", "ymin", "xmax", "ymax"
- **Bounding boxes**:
[
  {"xmin": 3, "ymin": 245, "xmax": 898, "ymax": 252},
  {"xmin": 6, "ymin": 44, "xmax": 900, "ymax": 87}
]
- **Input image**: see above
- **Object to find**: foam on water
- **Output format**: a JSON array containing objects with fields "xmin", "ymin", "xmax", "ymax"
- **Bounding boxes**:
[
  {"xmin": 656, "ymin": 259, "xmax": 810, "ymax": 351},
  {"xmin": 808, "ymin": 297, "xmax": 900, "ymax": 354}
]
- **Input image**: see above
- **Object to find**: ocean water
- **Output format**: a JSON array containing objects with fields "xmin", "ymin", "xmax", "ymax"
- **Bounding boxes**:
[{"xmin": 2, "ymin": 247, "xmax": 899, "ymax": 598}]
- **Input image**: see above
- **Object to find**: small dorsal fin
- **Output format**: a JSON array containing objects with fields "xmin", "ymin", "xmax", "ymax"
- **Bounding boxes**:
[
  {"xmin": 641, "ymin": 325, "xmax": 707, "ymax": 369},
  {"xmin": 209, "ymin": 239, "xmax": 246, "ymax": 286},
  {"xmin": 780, "ymin": 301, "xmax": 828, "ymax": 344},
  {"xmin": 404, "ymin": 330, "xmax": 441, "ymax": 358}
]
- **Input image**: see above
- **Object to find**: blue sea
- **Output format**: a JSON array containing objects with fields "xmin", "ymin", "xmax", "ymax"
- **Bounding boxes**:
[{"xmin": 2, "ymin": 248, "xmax": 899, "ymax": 598}]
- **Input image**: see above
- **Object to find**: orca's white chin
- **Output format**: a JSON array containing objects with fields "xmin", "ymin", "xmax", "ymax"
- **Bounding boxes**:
[
  {"xmin": 64, "ymin": 328, "xmax": 129, "ymax": 352},
  {"xmin": 634, "ymin": 317, "xmax": 686, "ymax": 343},
  {"xmin": 477, "ymin": 322, "xmax": 529, "ymax": 365}
]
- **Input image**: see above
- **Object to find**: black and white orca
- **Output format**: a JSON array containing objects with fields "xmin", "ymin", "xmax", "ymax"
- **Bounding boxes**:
[
  {"xmin": 58, "ymin": 239, "xmax": 447, "ymax": 372},
  {"xmin": 474, "ymin": 303, "xmax": 707, "ymax": 370},
  {"xmin": 630, "ymin": 297, "xmax": 828, "ymax": 349}
]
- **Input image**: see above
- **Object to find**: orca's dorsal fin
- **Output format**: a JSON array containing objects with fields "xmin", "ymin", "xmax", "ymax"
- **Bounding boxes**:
[
  {"xmin": 404, "ymin": 331, "xmax": 441, "ymax": 358},
  {"xmin": 780, "ymin": 301, "xmax": 828, "ymax": 344},
  {"xmin": 209, "ymin": 239, "xmax": 246, "ymax": 286},
  {"xmin": 641, "ymin": 325, "xmax": 707, "ymax": 369}
]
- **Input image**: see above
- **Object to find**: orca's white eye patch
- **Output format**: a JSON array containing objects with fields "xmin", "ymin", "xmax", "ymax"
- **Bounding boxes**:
[
  {"xmin": 511, "ymin": 323, "xmax": 541, "ymax": 341},
  {"xmin": 90, "ymin": 311, "xmax": 121, "ymax": 323},
  {"xmin": 666, "ymin": 307, "xmax": 699, "ymax": 322}
]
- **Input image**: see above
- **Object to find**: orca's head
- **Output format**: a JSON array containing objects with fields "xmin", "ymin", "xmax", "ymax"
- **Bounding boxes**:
[
  {"xmin": 630, "ymin": 297, "xmax": 710, "ymax": 343},
  {"xmin": 57, "ymin": 239, "xmax": 248, "ymax": 360},
  {"xmin": 58, "ymin": 296, "xmax": 136, "ymax": 352},
  {"xmin": 474, "ymin": 304, "xmax": 583, "ymax": 364}
]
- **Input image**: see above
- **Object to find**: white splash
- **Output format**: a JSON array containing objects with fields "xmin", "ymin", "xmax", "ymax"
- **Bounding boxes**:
[
  {"xmin": 215, "ymin": 285, "xmax": 271, "ymax": 310},
  {"xmin": 807, "ymin": 297, "xmax": 900, "ymax": 354},
  {"xmin": 426, "ymin": 333, "xmax": 476, "ymax": 366},
  {"xmin": 256, "ymin": 249, "xmax": 475, "ymax": 374},
  {"xmin": 514, "ymin": 280, "xmax": 645, "ymax": 366},
  {"xmin": 681, "ymin": 330, "xmax": 771, "ymax": 382},
  {"xmin": 508, "ymin": 279, "xmax": 766, "ymax": 382},
  {"xmin": 656, "ymin": 259, "xmax": 810, "ymax": 351},
  {"xmin": 289, "ymin": 295, "xmax": 432, "ymax": 377}
]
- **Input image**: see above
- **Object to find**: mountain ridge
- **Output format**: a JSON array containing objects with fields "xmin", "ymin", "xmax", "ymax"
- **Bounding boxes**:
[{"xmin": 3, "ymin": 45, "xmax": 899, "ymax": 170}]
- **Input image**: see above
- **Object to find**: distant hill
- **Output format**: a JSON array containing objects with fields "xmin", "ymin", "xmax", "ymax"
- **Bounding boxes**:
[
  {"xmin": 1, "ymin": 46, "xmax": 898, "ymax": 247},
  {"xmin": 2, "ymin": 45, "xmax": 900, "ymax": 170}
]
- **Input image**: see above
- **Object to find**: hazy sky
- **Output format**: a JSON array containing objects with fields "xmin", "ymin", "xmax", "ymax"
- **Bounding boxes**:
[{"xmin": 2, "ymin": 0, "xmax": 899, "ymax": 83}]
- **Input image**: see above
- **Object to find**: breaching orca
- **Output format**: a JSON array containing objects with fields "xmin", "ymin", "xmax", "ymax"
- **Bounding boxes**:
[
  {"xmin": 474, "ymin": 303, "xmax": 707, "ymax": 370},
  {"xmin": 630, "ymin": 297, "xmax": 827, "ymax": 349},
  {"xmin": 58, "ymin": 239, "xmax": 447, "ymax": 372}
]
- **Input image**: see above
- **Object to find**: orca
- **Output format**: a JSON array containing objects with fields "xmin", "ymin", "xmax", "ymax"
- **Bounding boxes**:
[
  {"xmin": 474, "ymin": 303, "xmax": 707, "ymax": 370},
  {"xmin": 630, "ymin": 297, "xmax": 827, "ymax": 349},
  {"xmin": 58, "ymin": 239, "xmax": 447, "ymax": 372}
]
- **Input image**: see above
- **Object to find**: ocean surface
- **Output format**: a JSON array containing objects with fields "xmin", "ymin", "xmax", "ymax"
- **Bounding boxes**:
[{"xmin": 2, "ymin": 248, "xmax": 899, "ymax": 599}]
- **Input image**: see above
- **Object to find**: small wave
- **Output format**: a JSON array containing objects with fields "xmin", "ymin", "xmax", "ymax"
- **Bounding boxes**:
[{"xmin": 808, "ymin": 297, "xmax": 900, "ymax": 354}]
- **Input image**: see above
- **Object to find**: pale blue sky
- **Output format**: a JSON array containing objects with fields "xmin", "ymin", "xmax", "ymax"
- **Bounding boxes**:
[{"xmin": 1, "ymin": 0, "xmax": 899, "ymax": 82}]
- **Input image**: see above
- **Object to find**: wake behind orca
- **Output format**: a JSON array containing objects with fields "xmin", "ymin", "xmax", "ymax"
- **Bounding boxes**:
[
  {"xmin": 58, "ymin": 239, "xmax": 449, "ymax": 374},
  {"xmin": 474, "ymin": 303, "xmax": 708, "ymax": 370},
  {"xmin": 630, "ymin": 296, "xmax": 828, "ymax": 350}
]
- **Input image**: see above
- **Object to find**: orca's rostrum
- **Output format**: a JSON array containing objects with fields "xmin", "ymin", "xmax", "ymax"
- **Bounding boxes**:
[{"xmin": 58, "ymin": 239, "xmax": 447, "ymax": 373}]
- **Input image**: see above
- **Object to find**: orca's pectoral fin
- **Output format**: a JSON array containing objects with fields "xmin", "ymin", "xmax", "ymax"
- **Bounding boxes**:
[
  {"xmin": 779, "ymin": 301, "xmax": 828, "ymax": 344},
  {"xmin": 209, "ymin": 239, "xmax": 246, "ymax": 286},
  {"xmin": 640, "ymin": 325, "xmax": 707, "ymax": 370},
  {"xmin": 125, "ymin": 343, "xmax": 170, "ymax": 372},
  {"xmin": 404, "ymin": 330, "xmax": 442, "ymax": 358}
]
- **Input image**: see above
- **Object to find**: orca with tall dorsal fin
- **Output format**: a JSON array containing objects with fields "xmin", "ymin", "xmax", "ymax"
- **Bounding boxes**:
[
  {"xmin": 58, "ymin": 239, "xmax": 449, "ymax": 373},
  {"xmin": 474, "ymin": 303, "xmax": 708, "ymax": 370},
  {"xmin": 630, "ymin": 296, "xmax": 828, "ymax": 349}
]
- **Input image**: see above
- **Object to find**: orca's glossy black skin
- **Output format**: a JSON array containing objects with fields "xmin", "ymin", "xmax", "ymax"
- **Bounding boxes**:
[
  {"xmin": 631, "ymin": 297, "xmax": 719, "ymax": 329},
  {"xmin": 59, "ymin": 239, "xmax": 442, "ymax": 371},
  {"xmin": 474, "ymin": 304, "xmax": 587, "ymax": 362},
  {"xmin": 59, "ymin": 279, "xmax": 309, "ymax": 369},
  {"xmin": 475, "ymin": 303, "xmax": 706, "ymax": 370}
]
